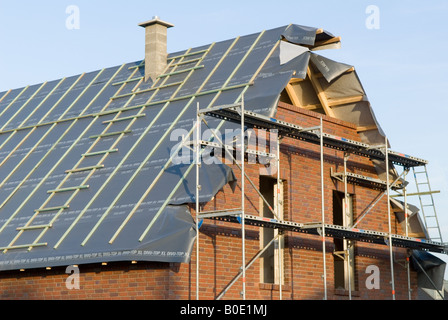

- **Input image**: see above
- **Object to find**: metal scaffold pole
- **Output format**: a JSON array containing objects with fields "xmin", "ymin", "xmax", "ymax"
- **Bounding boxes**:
[
  {"xmin": 404, "ymin": 169, "xmax": 412, "ymax": 300},
  {"xmin": 385, "ymin": 136, "xmax": 396, "ymax": 300},
  {"xmin": 320, "ymin": 118, "xmax": 327, "ymax": 300},
  {"xmin": 196, "ymin": 102, "xmax": 201, "ymax": 300},
  {"xmin": 277, "ymin": 130, "xmax": 282, "ymax": 300},
  {"xmin": 195, "ymin": 103, "xmax": 201, "ymax": 300},
  {"xmin": 241, "ymin": 97, "xmax": 246, "ymax": 300},
  {"xmin": 344, "ymin": 153, "xmax": 352, "ymax": 300}
]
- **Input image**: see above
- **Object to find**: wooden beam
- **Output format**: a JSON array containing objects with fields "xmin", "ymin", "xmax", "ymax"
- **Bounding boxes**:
[
  {"xmin": 356, "ymin": 125, "xmax": 378, "ymax": 132},
  {"xmin": 301, "ymin": 104, "xmax": 322, "ymax": 111},
  {"xmin": 328, "ymin": 95, "xmax": 364, "ymax": 107},
  {"xmin": 307, "ymin": 67, "xmax": 335, "ymax": 118},
  {"xmin": 408, "ymin": 232, "xmax": 427, "ymax": 238},
  {"xmin": 285, "ymin": 83, "xmax": 302, "ymax": 108},
  {"xmin": 0, "ymin": 89, "xmax": 12, "ymax": 104},
  {"xmin": 391, "ymin": 190, "xmax": 441, "ymax": 198},
  {"xmin": 314, "ymin": 36, "xmax": 341, "ymax": 48},
  {"xmin": 289, "ymin": 77, "xmax": 304, "ymax": 84}
]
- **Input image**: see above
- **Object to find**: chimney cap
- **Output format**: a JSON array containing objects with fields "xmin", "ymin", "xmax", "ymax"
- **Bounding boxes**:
[{"xmin": 138, "ymin": 16, "xmax": 174, "ymax": 29}]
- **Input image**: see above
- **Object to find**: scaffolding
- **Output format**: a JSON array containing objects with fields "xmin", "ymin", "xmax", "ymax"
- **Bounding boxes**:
[{"xmin": 194, "ymin": 99, "xmax": 447, "ymax": 300}]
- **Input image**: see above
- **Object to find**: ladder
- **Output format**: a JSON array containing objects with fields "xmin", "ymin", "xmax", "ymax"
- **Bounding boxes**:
[{"xmin": 413, "ymin": 165, "xmax": 443, "ymax": 243}]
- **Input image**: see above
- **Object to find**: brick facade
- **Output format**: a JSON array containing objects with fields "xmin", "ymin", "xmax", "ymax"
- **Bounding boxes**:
[{"xmin": 0, "ymin": 102, "xmax": 417, "ymax": 300}]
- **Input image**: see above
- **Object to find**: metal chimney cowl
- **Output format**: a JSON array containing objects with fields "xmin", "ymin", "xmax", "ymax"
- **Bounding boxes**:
[{"xmin": 138, "ymin": 16, "xmax": 174, "ymax": 82}]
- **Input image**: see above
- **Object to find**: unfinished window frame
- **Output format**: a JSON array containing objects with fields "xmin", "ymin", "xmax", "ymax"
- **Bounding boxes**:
[
  {"xmin": 333, "ymin": 190, "xmax": 356, "ymax": 293},
  {"xmin": 259, "ymin": 176, "xmax": 285, "ymax": 285}
]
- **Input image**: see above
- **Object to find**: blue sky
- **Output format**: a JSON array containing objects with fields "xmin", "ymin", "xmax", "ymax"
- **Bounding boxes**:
[{"xmin": 1, "ymin": 1, "xmax": 448, "ymax": 274}]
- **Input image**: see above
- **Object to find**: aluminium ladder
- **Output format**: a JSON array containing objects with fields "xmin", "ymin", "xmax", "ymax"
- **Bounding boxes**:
[{"xmin": 413, "ymin": 165, "xmax": 443, "ymax": 243}]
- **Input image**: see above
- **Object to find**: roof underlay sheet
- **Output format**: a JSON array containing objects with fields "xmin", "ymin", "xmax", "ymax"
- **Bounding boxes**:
[{"xmin": 412, "ymin": 250, "xmax": 446, "ymax": 292}]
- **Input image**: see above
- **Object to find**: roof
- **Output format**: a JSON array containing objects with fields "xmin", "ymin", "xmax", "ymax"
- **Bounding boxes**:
[{"xmin": 0, "ymin": 23, "xmax": 385, "ymax": 271}]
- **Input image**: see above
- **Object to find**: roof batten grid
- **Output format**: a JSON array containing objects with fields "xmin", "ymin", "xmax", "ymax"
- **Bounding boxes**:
[
  {"xmin": 0, "ymin": 81, "xmax": 77, "ymax": 195},
  {"xmin": 0, "ymin": 78, "xmax": 71, "ymax": 211},
  {"xmin": 0, "ymin": 82, "xmax": 48, "ymax": 130},
  {"xmin": 89, "ymin": 130, "xmax": 132, "ymax": 139},
  {"xmin": 53, "ymin": 53, "xmax": 182, "ymax": 248},
  {"xmin": 138, "ymin": 30, "xmax": 273, "ymax": 242},
  {"xmin": 127, "ymin": 60, "xmax": 145, "ymax": 70},
  {"xmin": 0, "ymin": 86, "xmax": 30, "ymax": 124},
  {"xmin": 157, "ymin": 65, "xmax": 205, "ymax": 78},
  {"xmin": 171, "ymin": 57, "xmax": 203, "ymax": 67},
  {"xmin": 138, "ymin": 35, "xmax": 280, "ymax": 244},
  {"xmin": 0, "ymin": 87, "xmax": 33, "ymax": 153},
  {"xmin": 0, "ymin": 83, "xmax": 52, "ymax": 173},
  {"xmin": 34, "ymin": 206, "xmax": 70, "ymax": 213},
  {"xmin": 0, "ymin": 78, "xmax": 89, "ymax": 138},
  {"xmin": 0, "ymin": 89, "xmax": 12, "ymax": 104},
  {"xmin": 79, "ymin": 44, "xmax": 216, "ymax": 247},
  {"xmin": 0, "ymin": 70, "xmax": 109, "ymax": 252},
  {"xmin": 54, "ymin": 46, "xmax": 202, "ymax": 248},
  {"xmin": 0, "ymin": 84, "xmax": 258, "ymax": 140},
  {"xmin": 47, "ymin": 185, "xmax": 90, "ymax": 194},
  {"xmin": 21, "ymin": 64, "xmax": 137, "ymax": 250},
  {"xmin": 65, "ymin": 165, "xmax": 105, "ymax": 173},
  {"xmin": 109, "ymin": 36, "xmax": 242, "ymax": 244},
  {"xmin": 111, "ymin": 81, "xmax": 184, "ymax": 100},
  {"xmin": 112, "ymin": 76, "xmax": 144, "ymax": 87},
  {"xmin": 168, "ymin": 49, "xmax": 210, "ymax": 61},
  {"xmin": 17, "ymin": 224, "xmax": 53, "ymax": 231},
  {"xmin": 107, "ymin": 50, "xmax": 213, "ymax": 104},
  {"xmin": 58, "ymin": 66, "xmax": 148, "ymax": 175},
  {"xmin": 0, "ymin": 74, "xmax": 86, "ymax": 235},
  {"xmin": 27, "ymin": 65, "xmax": 133, "ymax": 249},
  {"xmin": 0, "ymin": 71, "xmax": 177, "ymax": 139},
  {"xmin": 82, "ymin": 149, "xmax": 118, "ymax": 157},
  {"xmin": 0, "ymin": 65, "xmax": 127, "ymax": 252},
  {"xmin": 102, "ymin": 114, "xmax": 146, "ymax": 124},
  {"xmin": 108, "ymin": 51, "xmax": 178, "ymax": 102},
  {"xmin": 0, "ymin": 243, "xmax": 47, "ymax": 251}
]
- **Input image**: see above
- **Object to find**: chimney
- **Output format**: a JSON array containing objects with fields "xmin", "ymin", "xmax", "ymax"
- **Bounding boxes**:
[{"xmin": 138, "ymin": 16, "xmax": 174, "ymax": 82}]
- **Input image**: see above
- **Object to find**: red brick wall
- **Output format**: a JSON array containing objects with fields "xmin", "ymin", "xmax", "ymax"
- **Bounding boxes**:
[
  {"xmin": 188, "ymin": 102, "xmax": 417, "ymax": 300},
  {"xmin": 0, "ymin": 102, "xmax": 417, "ymax": 300}
]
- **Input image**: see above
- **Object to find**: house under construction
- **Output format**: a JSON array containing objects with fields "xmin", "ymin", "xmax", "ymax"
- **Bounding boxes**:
[{"xmin": 0, "ymin": 17, "xmax": 445, "ymax": 300}]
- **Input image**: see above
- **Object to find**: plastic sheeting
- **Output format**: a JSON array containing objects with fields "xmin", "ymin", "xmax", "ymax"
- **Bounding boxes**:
[
  {"xmin": 279, "ymin": 41, "xmax": 309, "ymax": 66},
  {"xmin": 168, "ymin": 158, "xmax": 237, "ymax": 205},
  {"xmin": 282, "ymin": 24, "xmax": 320, "ymax": 46},
  {"xmin": 310, "ymin": 53, "xmax": 353, "ymax": 83},
  {"xmin": 281, "ymin": 24, "xmax": 338, "ymax": 49},
  {"xmin": 305, "ymin": 53, "xmax": 399, "ymax": 182},
  {"xmin": 390, "ymin": 198, "xmax": 428, "ymax": 239},
  {"xmin": 412, "ymin": 250, "xmax": 446, "ymax": 293}
]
